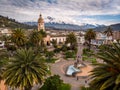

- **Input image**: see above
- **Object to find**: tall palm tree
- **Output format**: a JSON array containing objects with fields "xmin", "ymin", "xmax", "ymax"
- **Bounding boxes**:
[
  {"xmin": 3, "ymin": 48, "xmax": 48, "ymax": 90},
  {"xmin": 0, "ymin": 50, "xmax": 9, "ymax": 81},
  {"xmin": 104, "ymin": 26, "xmax": 113, "ymax": 37},
  {"xmin": 104, "ymin": 26, "xmax": 113, "ymax": 44},
  {"xmin": 29, "ymin": 30, "xmax": 42, "ymax": 47},
  {"xmin": 90, "ymin": 43, "xmax": 120, "ymax": 90},
  {"xmin": 51, "ymin": 39, "xmax": 57, "ymax": 48},
  {"xmin": 85, "ymin": 29, "xmax": 96, "ymax": 50},
  {"xmin": 39, "ymin": 30, "xmax": 47, "ymax": 47},
  {"xmin": 66, "ymin": 32, "xmax": 77, "ymax": 50},
  {"xmin": 11, "ymin": 28, "xmax": 27, "ymax": 48},
  {"xmin": 39, "ymin": 29, "xmax": 47, "ymax": 38}
]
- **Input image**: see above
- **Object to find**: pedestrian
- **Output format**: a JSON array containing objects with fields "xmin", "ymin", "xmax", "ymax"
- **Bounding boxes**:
[
  {"xmin": 85, "ymin": 80, "xmax": 87, "ymax": 84},
  {"xmin": 77, "ymin": 76, "xmax": 79, "ymax": 80},
  {"xmin": 77, "ymin": 59, "xmax": 79, "ymax": 63}
]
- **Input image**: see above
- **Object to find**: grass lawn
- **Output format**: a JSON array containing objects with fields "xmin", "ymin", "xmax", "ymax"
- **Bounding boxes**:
[
  {"xmin": 46, "ymin": 58, "xmax": 58, "ymax": 63},
  {"xmin": 82, "ymin": 55, "xmax": 97, "ymax": 64}
]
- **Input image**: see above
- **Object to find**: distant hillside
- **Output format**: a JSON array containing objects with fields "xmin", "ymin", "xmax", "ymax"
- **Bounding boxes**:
[
  {"xmin": 95, "ymin": 23, "xmax": 120, "ymax": 31},
  {"xmin": 45, "ymin": 22, "xmax": 82, "ymax": 30},
  {"xmin": 0, "ymin": 15, "xmax": 37, "ymax": 29},
  {"xmin": 25, "ymin": 21, "xmax": 104, "ymax": 30},
  {"xmin": 110, "ymin": 23, "xmax": 120, "ymax": 30}
]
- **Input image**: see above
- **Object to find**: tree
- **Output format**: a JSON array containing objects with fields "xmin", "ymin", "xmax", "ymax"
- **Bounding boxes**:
[
  {"xmin": 11, "ymin": 28, "xmax": 27, "ymax": 48},
  {"xmin": 39, "ymin": 29, "xmax": 47, "ymax": 37},
  {"xmin": 0, "ymin": 50, "xmax": 8, "ymax": 81},
  {"xmin": 90, "ymin": 43, "xmax": 120, "ymax": 90},
  {"xmin": 29, "ymin": 30, "xmax": 46, "ymax": 47},
  {"xmin": 3, "ymin": 48, "xmax": 48, "ymax": 90},
  {"xmin": 39, "ymin": 30, "xmax": 47, "ymax": 47},
  {"xmin": 85, "ymin": 29, "xmax": 96, "ymax": 50},
  {"xmin": 104, "ymin": 26, "xmax": 113, "ymax": 44},
  {"xmin": 51, "ymin": 39, "xmax": 57, "ymax": 48},
  {"xmin": 66, "ymin": 32, "xmax": 77, "ymax": 50},
  {"xmin": 45, "ymin": 51, "xmax": 54, "ymax": 62},
  {"xmin": 104, "ymin": 26, "xmax": 113, "ymax": 37},
  {"xmin": 29, "ymin": 30, "xmax": 42, "ymax": 47},
  {"xmin": 40, "ymin": 75, "xmax": 63, "ymax": 90}
]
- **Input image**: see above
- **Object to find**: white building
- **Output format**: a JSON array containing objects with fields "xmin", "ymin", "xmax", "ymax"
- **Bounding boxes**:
[
  {"xmin": 0, "ymin": 28, "xmax": 12, "ymax": 36},
  {"xmin": 91, "ymin": 32, "xmax": 106, "ymax": 46},
  {"xmin": 76, "ymin": 31, "xmax": 85, "ymax": 44},
  {"xmin": 50, "ymin": 35, "xmax": 66, "ymax": 44}
]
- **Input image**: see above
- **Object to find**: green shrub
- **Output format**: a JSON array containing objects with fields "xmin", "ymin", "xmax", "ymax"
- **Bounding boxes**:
[
  {"xmin": 45, "ymin": 51, "xmax": 57, "ymax": 63},
  {"xmin": 82, "ymin": 55, "xmax": 88, "ymax": 61},
  {"xmin": 54, "ymin": 48, "xmax": 61, "ymax": 53},
  {"xmin": 46, "ymin": 58, "xmax": 57, "ymax": 63},
  {"xmin": 65, "ymin": 51, "xmax": 76, "ymax": 59},
  {"xmin": 61, "ymin": 45, "xmax": 68, "ymax": 52},
  {"xmin": 82, "ymin": 48, "xmax": 94, "ymax": 57},
  {"xmin": 39, "ymin": 75, "xmax": 71, "ymax": 90},
  {"xmin": 83, "ymin": 48, "xmax": 90, "ymax": 55},
  {"xmin": 82, "ymin": 55, "xmax": 97, "ymax": 63}
]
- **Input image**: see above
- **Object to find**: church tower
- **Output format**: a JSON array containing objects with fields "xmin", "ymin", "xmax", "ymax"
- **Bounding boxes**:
[{"xmin": 38, "ymin": 14, "xmax": 45, "ymax": 31}]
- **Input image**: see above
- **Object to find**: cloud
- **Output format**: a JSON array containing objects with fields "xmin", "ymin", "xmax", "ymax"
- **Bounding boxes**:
[{"xmin": 0, "ymin": 0, "xmax": 120, "ymax": 25}]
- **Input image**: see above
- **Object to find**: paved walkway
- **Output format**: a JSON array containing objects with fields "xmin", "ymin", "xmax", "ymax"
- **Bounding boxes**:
[{"xmin": 50, "ymin": 44, "xmax": 91, "ymax": 90}]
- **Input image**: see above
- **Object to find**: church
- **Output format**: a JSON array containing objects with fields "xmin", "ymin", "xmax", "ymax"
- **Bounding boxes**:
[
  {"xmin": 37, "ymin": 14, "xmax": 67, "ymax": 45},
  {"xmin": 38, "ymin": 14, "xmax": 45, "ymax": 31}
]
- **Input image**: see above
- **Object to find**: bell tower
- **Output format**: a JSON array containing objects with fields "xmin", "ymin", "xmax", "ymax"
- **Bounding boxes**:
[{"xmin": 38, "ymin": 14, "xmax": 45, "ymax": 31}]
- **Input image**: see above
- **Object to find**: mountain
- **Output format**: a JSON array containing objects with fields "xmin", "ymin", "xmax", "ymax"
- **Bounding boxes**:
[
  {"xmin": 25, "ymin": 21, "xmax": 106, "ymax": 30},
  {"xmin": 94, "ymin": 23, "xmax": 120, "ymax": 31},
  {"xmin": 1, "ymin": 15, "xmax": 119, "ymax": 31},
  {"xmin": 24, "ymin": 16, "xmax": 107, "ymax": 30},
  {"xmin": 110, "ymin": 23, "xmax": 120, "ymax": 30},
  {"xmin": 0, "ymin": 15, "xmax": 37, "ymax": 29}
]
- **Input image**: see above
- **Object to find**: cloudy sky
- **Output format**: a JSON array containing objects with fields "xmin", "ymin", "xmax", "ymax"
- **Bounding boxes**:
[{"xmin": 0, "ymin": 0, "xmax": 120, "ymax": 25}]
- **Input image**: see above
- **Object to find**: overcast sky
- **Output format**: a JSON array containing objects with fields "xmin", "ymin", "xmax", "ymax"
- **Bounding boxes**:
[{"xmin": 0, "ymin": 0, "xmax": 120, "ymax": 25}]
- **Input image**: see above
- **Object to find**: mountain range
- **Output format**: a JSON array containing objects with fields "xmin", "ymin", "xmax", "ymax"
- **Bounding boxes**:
[
  {"xmin": 0, "ymin": 15, "xmax": 120, "ymax": 31},
  {"xmin": 24, "ymin": 16, "xmax": 106, "ymax": 30}
]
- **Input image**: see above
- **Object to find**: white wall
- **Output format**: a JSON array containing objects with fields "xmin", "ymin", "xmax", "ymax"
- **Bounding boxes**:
[{"xmin": 50, "ymin": 36, "xmax": 66, "ymax": 44}]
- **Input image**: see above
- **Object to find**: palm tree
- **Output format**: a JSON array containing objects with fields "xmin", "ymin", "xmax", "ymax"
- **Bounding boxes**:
[
  {"xmin": 85, "ymin": 29, "xmax": 96, "ymax": 50},
  {"xmin": 39, "ymin": 30, "xmax": 47, "ymax": 47},
  {"xmin": 104, "ymin": 26, "xmax": 113, "ymax": 44},
  {"xmin": 90, "ymin": 43, "xmax": 120, "ymax": 90},
  {"xmin": 66, "ymin": 32, "xmax": 77, "ymax": 50},
  {"xmin": 11, "ymin": 28, "xmax": 27, "ymax": 48},
  {"xmin": 29, "ymin": 30, "xmax": 43, "ymax": 47},
  {"xmin": 51, "ymin": 39, "xmax": 57, "ymax": 48},
  {"xmin": 104, "ymin": 26, "xmax": 113, "ymax": 37},
  {"xmin": 0, "ymin": 50, "xmax": 9, "ymax": 81},
  {"xmin": 3, "ymin": 48, "xmax": 48, "ymax": 90},
  {"xmin": 39, "ymin": 29, "xmax": 47, "ymax": 38}
]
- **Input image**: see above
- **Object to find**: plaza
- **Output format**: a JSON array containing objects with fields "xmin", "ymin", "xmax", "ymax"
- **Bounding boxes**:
[{"xmin": 50, "ymin": 44, "xmax": 93, "ymax": 90}]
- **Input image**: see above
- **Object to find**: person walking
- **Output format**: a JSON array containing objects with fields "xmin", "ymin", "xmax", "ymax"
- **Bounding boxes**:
[
  {"xmin": 76, "ymin": 76, "xmax": 79, "ymax": 80},
  {"xmin": 85, "ymin": 80, "xmax": 87, "ymax": 84}
]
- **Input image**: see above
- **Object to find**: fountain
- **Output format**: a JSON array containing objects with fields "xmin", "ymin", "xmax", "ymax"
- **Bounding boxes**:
[{"xmin": 66, "ymin": 58, "xmax": 86, "ymax": 76}]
